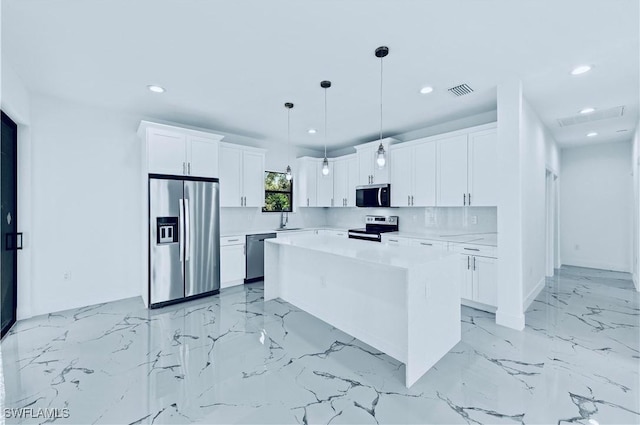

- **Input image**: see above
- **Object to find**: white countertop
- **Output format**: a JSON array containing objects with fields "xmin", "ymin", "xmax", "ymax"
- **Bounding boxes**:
[
  {"xmin": 386, "ymin": 231, "xmax": 498, "ymax": 247},
  {"xmin": 221, "ymin": 227, "xmax": 347, "ymax": 238},
  {"xmin": 267, "ymin": 235, "xmax": 456, "ymax": 270}
]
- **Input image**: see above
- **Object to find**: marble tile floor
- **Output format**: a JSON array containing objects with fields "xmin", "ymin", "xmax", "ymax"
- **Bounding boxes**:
[{"xmin": 0, "ymin": 265, "xmax": 638, "ymax": 425}]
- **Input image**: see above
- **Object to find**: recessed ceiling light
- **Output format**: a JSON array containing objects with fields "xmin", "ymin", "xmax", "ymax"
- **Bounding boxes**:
[
  {"xmin": 147, "ymin": 85, "xmax": 165, "ymax": 93},
  {"xmin": 307, "ymin": 128, "xmax": 317, "ymax": 134},
  {"xmin": 586, "ymin": 132, "xmax": 598, "ymax": 137},
  {"xmin": 571, "ymin": 65, "xmax": 592, "ymax": 75},
  {"xmin": 579, "ymin": 107, "xmax": 595, "ymax": 114},
  {"xmin": 420, "ymin": 86, "xmax": 434, "ymax": 94}
]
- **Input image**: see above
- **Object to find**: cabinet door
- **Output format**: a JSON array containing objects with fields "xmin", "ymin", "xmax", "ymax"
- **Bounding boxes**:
[
  {"xmin": 220, "ymin": 244, "xmax": 245, "ymax": 288},
  {"xmin": 188, "ymin": 136, "xmax": 219, "ymax": 178},
  {"xmin": 473, "ymin": 256, "xmax": 498, "ymax": 306},
  {"xmin": 147, "ymin": 129, "xmax": 187, "ymax": 175},
  {"xmin": 296, "ymin": 159, "xmax": 318, "ymax": 207},
  {"xmin": 242, "ymin": 151, "xmax": 265, "ymax": 207},
  {"xmin": 219, "ymin": 145, "xmax": 243, "ymax": 207},
  {"xmin": 316, "ymin": 161, "xmax": 334, "ymax": 207},
  {"xmin": 460, "ymin": 255, "xmax": 474, "ymax": 300},
  {"xmin": 468, "ymin": 130, "xmax": 498, "ymax": 206},
  {"xmin": 437, "ymin": 135, "xmax": 468, "ymax": 206},
  {"xmin": 412, "ymin": 142, "xmax": 437, "ymax": 206},
  {"xmin": 357, "ymin": 147, "xmax": 374, "ymax": 185},
  {"xmin": 332, "ymin": 159, "xmax": 347, "ymax": 207},
  {"xmin": 390, "ymin": 146, "xmax": 413, "ymax": 206},
  {"xmin": 345, "ymin": 156, "xmax": 359, "ymax": 207}
]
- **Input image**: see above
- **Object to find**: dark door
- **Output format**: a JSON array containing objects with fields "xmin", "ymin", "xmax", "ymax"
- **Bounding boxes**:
[{"xmin": 1, "ymin": 112, "xmax": 18, "ymax": 338}]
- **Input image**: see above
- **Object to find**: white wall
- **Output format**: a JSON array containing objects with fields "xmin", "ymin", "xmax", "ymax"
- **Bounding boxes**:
[
  {"xmin": 560, "ymin": 141, "xmax": 633, "ymax": 273},
  {"xmin": 633, "ymin": 128, "xmax": 639, "ymax": 289},
  {"xmin": 27, "ymin": 95, "xmax": 143, "ymax": 317},
  {"xmin": 521, "ymin": 99, "xmax": 555, "ymax": 303}
]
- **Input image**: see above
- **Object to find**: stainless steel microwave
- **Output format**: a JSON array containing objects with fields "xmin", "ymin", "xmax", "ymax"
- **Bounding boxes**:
[{"xmin": 356, "ymin": 184, "xmax": 391, "ymax": 208}]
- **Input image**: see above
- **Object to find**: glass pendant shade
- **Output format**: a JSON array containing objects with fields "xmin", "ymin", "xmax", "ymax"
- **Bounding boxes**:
[
  {"xmin": 285, "ymin": 165, "xmax": 292, "ymax": 181},
  {"xmin": 376, "ymin": 143, "xmax": 386, "ymax": 168},
  {"xmin": 322, "ymin": 157, "xmax": 329, "ymax": 175}
]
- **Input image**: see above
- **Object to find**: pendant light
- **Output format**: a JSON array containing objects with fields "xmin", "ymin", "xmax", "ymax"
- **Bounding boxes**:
[
  {"xmin": 375, "ymin": 46, "xmax": 389, "ymax": 169},
  {"xmin": 284, "ymin": 102, "xmax": 294, "ymax": 181},
  {"xmin": 321, "ymin": 80, "xmax": 331, "ymax": 176}
]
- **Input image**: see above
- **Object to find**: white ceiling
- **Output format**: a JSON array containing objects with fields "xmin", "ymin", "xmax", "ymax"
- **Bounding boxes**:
[{"xmin": 3, "ymin": 0, "xmax": 638, "ymax": 150}]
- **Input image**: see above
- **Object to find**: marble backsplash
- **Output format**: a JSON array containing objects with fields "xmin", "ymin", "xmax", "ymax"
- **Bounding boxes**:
[
  {"xmin": 221, "ymin": 206, "xmax": 497, "ymax": 235},
  {"xmin": 325, "ymin": 207, "xmax": 497, "ymax": 234}
]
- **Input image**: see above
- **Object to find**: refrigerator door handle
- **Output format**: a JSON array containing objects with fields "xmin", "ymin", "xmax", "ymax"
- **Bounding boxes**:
[
  {"xmin": 179, "ymin": 198, "xmax": 185, "ymax": 262},
  {"xmin": 184, "ymin": 197, "xmax": 191, "ymax": 261}
]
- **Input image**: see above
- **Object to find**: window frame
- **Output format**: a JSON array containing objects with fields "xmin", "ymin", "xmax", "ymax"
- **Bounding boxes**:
[{"xmin": 262, "ymin": 170, "xmax": 293, "ymax": 213}]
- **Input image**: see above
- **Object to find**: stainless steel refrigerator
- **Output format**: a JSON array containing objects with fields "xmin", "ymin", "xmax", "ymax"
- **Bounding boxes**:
[{"xmin": 149, "ymin": 175, "xmax": 220, "ymax": 307}]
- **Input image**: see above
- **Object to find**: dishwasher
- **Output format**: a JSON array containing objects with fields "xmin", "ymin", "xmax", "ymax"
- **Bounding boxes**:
[{"xmin": 245, "ymin": 233, "xmax": 277, "ymax": 282}]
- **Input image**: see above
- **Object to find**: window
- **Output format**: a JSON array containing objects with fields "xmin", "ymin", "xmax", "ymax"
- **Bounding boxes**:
[{"xmin": 263, "ymin": 171, "xmax": 292, "ymax": 212}]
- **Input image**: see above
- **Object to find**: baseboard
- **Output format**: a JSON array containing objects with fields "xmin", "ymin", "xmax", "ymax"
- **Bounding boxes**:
[
  {"xmin": 523, "ymin": 277, "xmax": 545, "ymax": 311},
  {"xmin": 561, "ymin": 259, "xmax": 631, "ymax": 273},
  {"xmin": 495, "ymin": 309, "xmax": 525, "ymax": 331}
]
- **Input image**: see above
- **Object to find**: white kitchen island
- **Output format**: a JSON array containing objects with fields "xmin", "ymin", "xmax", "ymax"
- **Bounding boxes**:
[{"xmin": 264, "ymin": 235, "xmax": 461, "ymax": 387}]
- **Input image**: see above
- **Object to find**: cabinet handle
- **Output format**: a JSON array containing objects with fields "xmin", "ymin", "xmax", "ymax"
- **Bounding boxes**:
[
  {"xmin": 464, "ymin": 247, "xmax": 480, "ymax": 251},
  {"xmin": 344, "ymin": 198, "xmax": 346, "ymax": 206},
  {"xmin": 468, "ymin": 193, "xmax": 471, "ymax": 206},
  {"xmin": 188, "ymin": 162, "xmax": 191, "ymax": 175},
  {"xmin": 389, "ymin": 239, "xmax": 398, "ymax": 242},
  {"xmin": 331, "ymin": 198, "xmax": 334, "ymax": 207},
  {"xmin": 467, "ymin": 255, "xmax": 470, "ymax": 270},
  {"xmin": 411, "ymin": 195, "xmax": 414, "ymax": 206},
  {"xmin": 463, "ymin": 193, "xmax": 466, "ymax": 206},
  {"xmin": 183, "ymin": 162, "xmax": 186, "ymax": 174},
  {"xmin": 408, "ymin": 195, "xmax": 410, "ymax": 206},
  {"xmin": 420, "ymin": 242, "xmax": 433, "ymax": 246},
  {"xmin": 473, "ymin": 256, "xmax": 476, "ymax": 271},
  {"xmin": 227, "ymin": 238, "xmax": 239, "ymax": 242},
  {"xmin": 307, "ymin": 198, "xmax": 309, "ymax": 207}
]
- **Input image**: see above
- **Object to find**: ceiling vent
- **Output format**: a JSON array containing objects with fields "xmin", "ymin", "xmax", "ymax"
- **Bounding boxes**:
[
  {"xmin": 557, "ymin": 106, "xmax": 625, "ymax": 127},
  {"xmin": 448, "ymin": 83, "xmax": 474, "ymax": 97}
]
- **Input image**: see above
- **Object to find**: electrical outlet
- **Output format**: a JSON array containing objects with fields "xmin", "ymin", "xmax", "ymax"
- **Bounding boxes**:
[
  {"xmin": 471, "ymin": 215, "xmax": 478, "ymax": 225},
  {"xmin": 63, "ymin": 271, "xmax": 72, "ymax": 281}
]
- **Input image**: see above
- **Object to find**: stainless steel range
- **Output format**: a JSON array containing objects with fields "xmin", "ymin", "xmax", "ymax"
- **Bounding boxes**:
[{"xmin": 348, "ymin": 215, "xmax": 399, "ymax": 242}]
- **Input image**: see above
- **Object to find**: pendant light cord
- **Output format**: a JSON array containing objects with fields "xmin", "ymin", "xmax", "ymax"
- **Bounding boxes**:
[
  {"xmin": 287, "ymin": 107, "xmax": 291, "ymax": 164},
  {"xmin": 324, "ymin": 86, "xmax": 328, "ymax": 158},
  {"xmin": 379, "ymin": 56, "xmax": 383, "ymax": 142}
]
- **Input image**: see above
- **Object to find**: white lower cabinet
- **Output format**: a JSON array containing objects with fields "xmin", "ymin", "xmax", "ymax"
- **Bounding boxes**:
[
  {"xmin": 459, "ymin": 254, "xmax": 497, "ymax": 309},
  {"xmin": 220, "ymin": 236, "xmax": 245, "ymax": 288}
]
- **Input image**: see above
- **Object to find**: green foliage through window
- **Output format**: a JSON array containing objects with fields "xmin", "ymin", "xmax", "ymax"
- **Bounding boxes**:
[{"xmin": 263, "ymin": 171, "xmax": 292, "ymax": 212}]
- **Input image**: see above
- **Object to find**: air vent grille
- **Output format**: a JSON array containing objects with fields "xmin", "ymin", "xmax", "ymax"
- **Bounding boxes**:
[
  {"xmin": 557, "ymin": 106, "xmax": 625, "ymax": 127},
  {"xmin": 448, "ymin": 83, "xmax": 474, "ymax": 97}
]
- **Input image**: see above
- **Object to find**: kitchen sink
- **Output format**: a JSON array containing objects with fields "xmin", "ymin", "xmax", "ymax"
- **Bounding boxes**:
[{"xmin": 275, "ymin": 227, "xmax": 303, "ymax": 231}]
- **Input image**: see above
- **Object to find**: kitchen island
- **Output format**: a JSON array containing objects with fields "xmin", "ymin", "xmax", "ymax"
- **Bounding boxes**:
[{"xmin": 264, "ymin": 235, "xmax": 460, "ymax": 387}]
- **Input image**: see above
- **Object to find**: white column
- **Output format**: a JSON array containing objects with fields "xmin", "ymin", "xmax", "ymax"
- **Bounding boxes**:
[{"xmin": 496, "ymin": 79, "xmax": 525, "ymax": 330}]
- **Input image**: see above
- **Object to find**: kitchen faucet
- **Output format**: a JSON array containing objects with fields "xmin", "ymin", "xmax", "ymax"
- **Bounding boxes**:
[{"xmin": 280, "ymin": 211, "xmax": 288, "ymax": 229}]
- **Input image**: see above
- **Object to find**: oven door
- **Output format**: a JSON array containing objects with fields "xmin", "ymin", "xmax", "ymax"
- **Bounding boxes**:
[{"xmin": 356, "ymin": 184, "xmax": 391, "ymax": 208}]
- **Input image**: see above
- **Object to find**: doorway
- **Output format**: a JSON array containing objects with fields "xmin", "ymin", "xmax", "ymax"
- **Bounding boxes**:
[
  {"xmin": 545, "ymin": 169, "xmax": 559, "ymax": 277},
  {"xmin": 1, "ymin": 111, "xmax": 19, "ymax": 338}
]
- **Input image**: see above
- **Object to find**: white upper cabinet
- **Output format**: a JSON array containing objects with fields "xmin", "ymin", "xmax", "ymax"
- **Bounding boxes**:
[
  {"xmin": 437, "ymin": 135, "xmax": 469, "ymax": 207},
  {"xmin": 468, "ymin": 129, "xmax": 498, "ymax": 206},
  {"xmin": 332, "ymin": 155, "xmax": 358, "ymax": 207},
  {"xmin": 188, "ymin": 135, "xmax": 220, "ymax": 178},
  {"xmin": 317, "ymin": 160, "xmax": 334, "ymax": 207},
  {"xmin": 140, "ymin": 122, "xmax": 223, "ymax": 178},
  {"xmin": 355, "ymin": 138, "xmax": 395, "ymax": 185},
  {"xmin": 219, "ymin": 143, "xmax": 266, "ymax": 207},
  {"xmin": 390, "ymin": 140, "xmax": 436, "ymax": 207},
  {"xmin": 296, "ymin": 157, "xmax": 318, "ymax": 207},
  {"xmin": 436, "ymin": 127, "xmax": 497, "ymax": 207}
]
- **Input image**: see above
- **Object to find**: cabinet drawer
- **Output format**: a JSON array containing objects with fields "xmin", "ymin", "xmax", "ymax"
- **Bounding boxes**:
[
  {"xmin": 450, "ymin": 243, "xmax": 497, "ymax": 258},
  {"xmin": 409, "ymin": 239, "xmax": 448, "ymax": 250},
  {"xmin": 221, "ymin": 235, "xmax": 245, "ymax": 246},
  {"xmin": 382, "ymin": 235, "xmax": 410, "ymax": 246}
]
